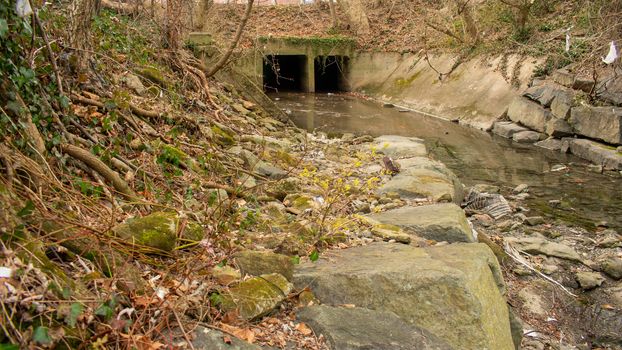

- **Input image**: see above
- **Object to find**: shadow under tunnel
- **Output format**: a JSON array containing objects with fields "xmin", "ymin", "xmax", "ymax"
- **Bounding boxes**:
[
  {"xmin": 314, "ymin": 56, "xmax": 349, "ymax": 92},
  {"xmin": 263, "ymin": 55, "xmax": 307, "ymax": 92},
  {"xmin": 262, "ymin": 54, "xmax": 349, "ymax": 93}
]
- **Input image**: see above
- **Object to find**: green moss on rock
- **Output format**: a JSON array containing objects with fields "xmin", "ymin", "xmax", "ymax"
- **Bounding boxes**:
[
  {"xmin": 222, "ymin": 273, "xmax": 293, "ymax": 320},
  {"xmin": 112, "ymin": 212, "xmax": 204, "ymax": 252}
]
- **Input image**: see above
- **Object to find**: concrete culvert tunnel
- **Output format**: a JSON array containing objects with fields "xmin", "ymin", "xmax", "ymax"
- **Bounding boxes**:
[
  {"xmin": 263, "ymin": 55, "xmax": 308, "ymax": 92},
  {"xmin": 314, "ymin": 55, "xmax": 349, "ymax": 92}
]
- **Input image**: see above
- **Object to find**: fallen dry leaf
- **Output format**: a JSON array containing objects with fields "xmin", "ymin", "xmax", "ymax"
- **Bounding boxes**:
[{"xmin": 295, "ymin": 322, "xmax": 313, "ymax": 336}]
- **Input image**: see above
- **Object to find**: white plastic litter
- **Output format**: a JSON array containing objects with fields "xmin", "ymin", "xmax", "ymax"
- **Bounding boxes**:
[
  {"xmin": 0, "ymin": 266, "xmax": 12, "ymax": 278},
  {"xmin": 602, "ymin": 41, "xmax": 619, "ymax": 64},
  {"xmin": 15, "ymin": 0, "xmax": 33, "ymax": 17},
  {"xmin": 565, "ymin": 32, "xmax": 570, "ymax": 52}
]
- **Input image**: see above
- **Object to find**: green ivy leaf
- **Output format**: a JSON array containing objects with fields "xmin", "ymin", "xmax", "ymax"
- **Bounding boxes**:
[
  {"xmin": 0, "ymin": 344, "xmax": 19, "ymax": 350},
  {"xmin": 95, "ymin": 304, "xmax": 114, "ymax": 320},
  {"xmin": 65, "ymin": 303, "xmax": 84, "ymax": 327},
  {"xmin": 309, "ymin": 250, "xmax": 320, "ymax": 262},
  {"xmin": 0, "ymin": 19, "xmax": 8, "ymax": 38},
  {"xmin": 32, "ymin": 326, "xmax": 52, "ymax": 345}
]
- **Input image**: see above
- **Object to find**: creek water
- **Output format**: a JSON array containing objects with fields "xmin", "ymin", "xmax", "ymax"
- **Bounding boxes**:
[{"xmin": 271, "ymin": 92, "xmax": 622, "ymax": 232}]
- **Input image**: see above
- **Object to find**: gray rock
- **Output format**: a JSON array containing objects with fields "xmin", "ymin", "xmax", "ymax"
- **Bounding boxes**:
[
  {"xmin": 513, "ymin": 184, "xmax": 529, "ymax": 193},
  {"xmin": 534, "ymin": 138, "xmax": 563, "ymax": 151},
  {"xmin": 505, "ymin": 237, "xmax": 582, "ymax": 262},
  {"xmin": 512, "ymin": 131, "xmax": 541, "ymax": 143},
  {"xmin": 550, "ymin": 89, "xmax": 574, "ymax": 119},
  {"xmin": 523, "ymin": 83, "xmax": 558, "ymax": 107},
  {"xmin": 525, "ymin": 216, "xmax": 545, "ymax": 226},
  {"xmin": 572, "ymin": 77, "xmax": 595, "ymax": 93},
  {"xmin": 597, "ymin": 231, "xmax": 622, "ymax": 248},
  {"xmin": 367, "ymin": 204, "xmax": 475, "ymax": 243},
  {"xmin": 575, "ymin": 271, "xmax": 605, "ymax": 290},
  {"xmin": 601, "ymin": 256, "xmax": 622, "ymax": 280},
  {"xmin": 492, "ymin": 122, "xmax": 529, "ymax": 138},
  {"xmin": 233, "ymin": 250, "xmax": 294, "ymax": 280},
  {"xmin": 545, "ymin": 118, "xmax": 574, "ymax": 137},
  {"xmin": 551, "ymin": 69, "xmax": 575, "ymax": 87},
  {"xmin": 254, "ymin": 160, "xmax": 287, "ymax": 179},
  {"xmin": 122, "ymin": 73, "xmax": 145, "ymax": 95},
  {"xmin": 569, "ymin": 106, "xmax": 622, "ymax": 145},
  {"xmin": 293, "ymin": 242, "xmax": 513, "ymax": 350},
  {"xmin": 377, "ymin": 157, "xmax": 463, "ymax": 204},
  {"xmin": 373, "ymin": 135, "xmax": 427, "ymax": 158},
  {"xmin": 561, "ymin": 138, "xmax": 622, "ymax": 170},
  {"xmin": 297, "ymin": 305, "xmax": 453, "ymax": 350},
  {"xmin": 507, "ymin": 97, "xmax": 551, "ymax": 133},
  {"xmin": 164, "ymin": 326, "xmax": 261, "ymax": 350}
]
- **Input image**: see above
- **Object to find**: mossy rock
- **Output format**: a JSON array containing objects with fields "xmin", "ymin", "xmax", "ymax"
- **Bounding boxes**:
[
  {"xmin": 233, "ymin": 250, "xmax": 294, "ymax": 280},
  {"xmin": 211, "ymin": 125, "xmax": 236, "ymax": 146},
  {"xmin": 221, "ymin": 273, "xmax": 293, "ymax": 320},
  {"xmin": 112, "ymin": 212, "xmax": 204, "ymax": 252},
  {"xmin": 284, "ymin": 194, "xmax": 316, "ymax": 212},
  {"xmin": 136, "ymin": 66, "xmax": 168, "ymax": 88},
  {"xmin": 158, "ymin": 144, "xmax": 190, "ymax": 167}
]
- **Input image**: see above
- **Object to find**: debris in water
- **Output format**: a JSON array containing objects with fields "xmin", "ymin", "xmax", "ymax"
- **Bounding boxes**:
[{"xmin": 462, "ymin": 189, "xmax": 512, "ymax": 219}]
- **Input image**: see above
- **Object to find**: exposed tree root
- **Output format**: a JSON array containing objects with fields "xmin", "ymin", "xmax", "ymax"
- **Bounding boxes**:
[{"xmin": 60, "ymin": 143, "xmax": 139, "ymax": 202}]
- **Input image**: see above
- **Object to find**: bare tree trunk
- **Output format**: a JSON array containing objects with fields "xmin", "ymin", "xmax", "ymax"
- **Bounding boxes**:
[
  {"xmin": 165, "ymin": 0, "xmax": 185, "ymax": 50},
  {"xmin": 460, "ymin": 2, "xmax": 479, "ymax": 43},
  {"xmin": 69, "ymin": 0, "xmax": 96, "ymax": 70},
  {"xmin": 206, "ymin": 0, "xmax": 255, "ymax": 77},
  {"xmin": 328, "ymin": 0, "xmax": 338, "ymax": 28}
]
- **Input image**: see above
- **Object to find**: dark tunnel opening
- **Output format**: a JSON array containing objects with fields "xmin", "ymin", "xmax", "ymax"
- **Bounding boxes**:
[
  {"xmin": 314, "ymin": 55, "xmax": 349, "ymax": 92},
  {"xmin": 262, "ymin": 55, "xmax": 307, "ymax": 92}
]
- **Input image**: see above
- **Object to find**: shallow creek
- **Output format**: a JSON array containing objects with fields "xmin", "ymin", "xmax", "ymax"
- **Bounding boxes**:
[{"xmin": 271, "ymin": 92, "xmax": 622, "ymax": 232}]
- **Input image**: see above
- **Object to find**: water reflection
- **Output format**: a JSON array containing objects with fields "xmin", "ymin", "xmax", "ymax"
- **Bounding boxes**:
[{"xmin": 272, "ymin": 92, "xmax": 622, "ymax": 231}]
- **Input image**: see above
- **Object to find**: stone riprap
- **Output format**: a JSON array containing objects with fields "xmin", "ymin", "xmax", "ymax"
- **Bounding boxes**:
[
  {"xmin": 366, "ymin": 203, "xmax": 475, "ymax": 243},
  {"xmin": 294, "ymin": 243, "xmax": 514, "ymax": 350}
]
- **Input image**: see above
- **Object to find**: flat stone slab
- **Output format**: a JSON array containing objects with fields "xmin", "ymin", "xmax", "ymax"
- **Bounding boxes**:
[
  {"xmin": 294, "ymin": 242, "xmax": 514, "ymax": 350},
  {"xmin": 377, "ymin": 157, "xmax": 463, "ymax": 204},
  {"xmin": 512, "ymin": 130, "xmax": 541, "ymax": 143},
  {"xmin": 297, "ymin": 305, "xmax": 453, "ymax": 350},
  {"xmin": 492, "ymin": 121, "xmax": 529, "ymax": 139},
  {"xmin": 534, "ymin": 138, "xmax": 563, "ymax": 151},
  {"xmin": 507, "ymin": 96, "xmax": 551, "ymax": 133},
  {"xmin": 373, "ymin": 135, "xmax": 427, "ymax": 158},
  {"xmin": 569, "ymin": 106, "xmax": 622, "ymax": 145},
  {"xmin": 505, "ymin": 236, "xmax": 582, "ymax": 262},
  {"xmin": 367, "ymin": 203, "xmax": 475, "ymax": 243},
  {"xmin": 189, "ymin": 327, "xmax": 261, "ymax": 350},
  {"xmin": 561, "ymin": 138, "xmax": 622, "ymax": 170}
]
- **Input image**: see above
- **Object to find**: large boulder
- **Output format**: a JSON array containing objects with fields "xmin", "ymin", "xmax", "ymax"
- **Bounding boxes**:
[
  {"xmin": 297, "ymin": 305, "xmax": 453, "ymax": 350},
  {"xmin": 569, "ymin": 106, "xmax": 622, "ymax": 145},
  {"xmin": 294, "ymin": 243, "xmax": 514, "ymax": 350},
  {"xmin": 377, "ymin": 157, "xmax": 463, "ymax": 204},
  {"xmin": 507, "ymin": 96, "xmax": 551, "ymax": 133},
  {"xmin": 373, "ymin": 135, "xmax": 427, "ymax": 158},
  {"xmin": 366, "ymin": 203, "xmax": 475, "ymax": 243},
  {"xmin": 561, "ymin": 138, "xmax": 622, "ymax": 170}
]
